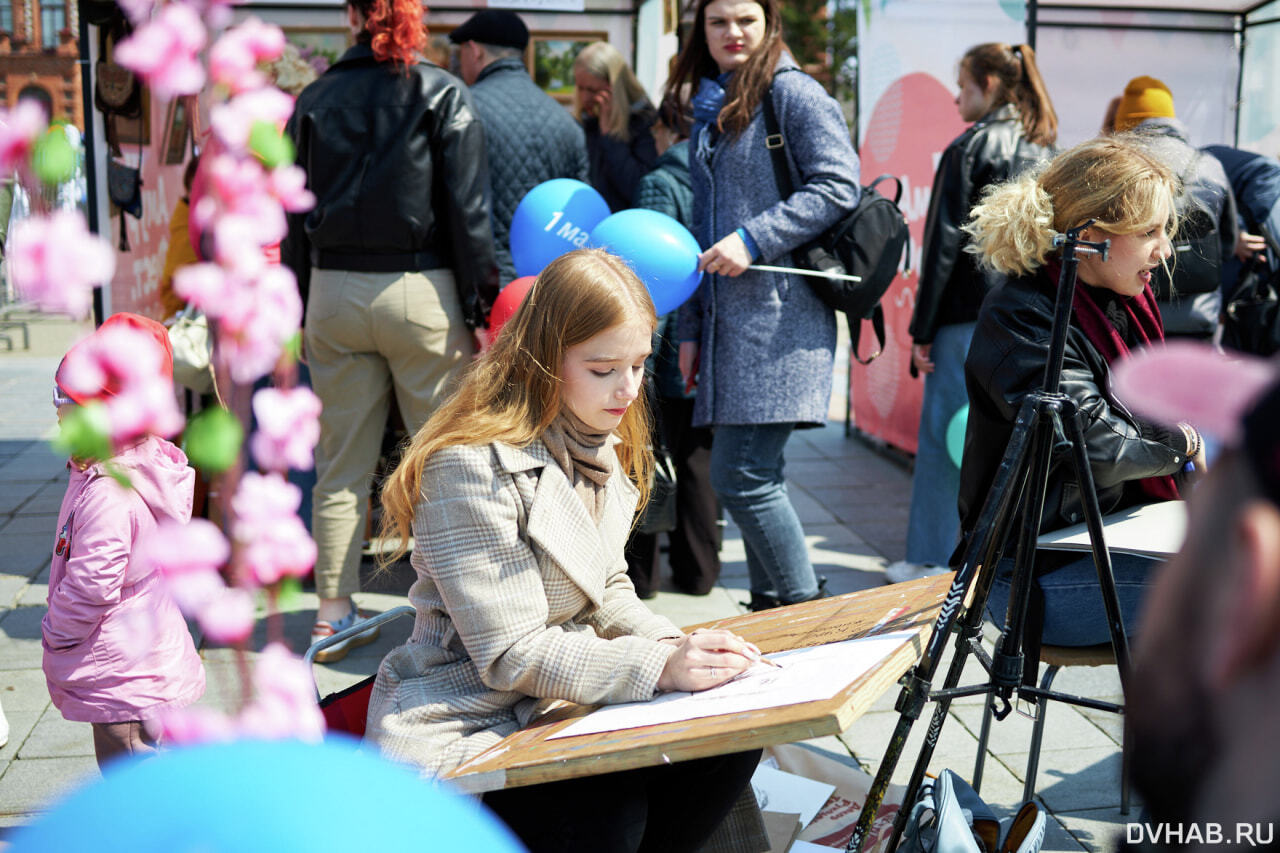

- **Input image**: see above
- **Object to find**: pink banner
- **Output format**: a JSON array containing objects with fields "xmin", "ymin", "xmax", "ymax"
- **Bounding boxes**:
[{"xmin": 850, "ymin": 71, "xmax": 964, "ymax": 454}]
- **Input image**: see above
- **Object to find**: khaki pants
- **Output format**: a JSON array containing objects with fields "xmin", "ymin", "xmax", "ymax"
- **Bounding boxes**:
[{"xmin": 305, "ymin": 268, "xmax": 472, "ymax": 599}]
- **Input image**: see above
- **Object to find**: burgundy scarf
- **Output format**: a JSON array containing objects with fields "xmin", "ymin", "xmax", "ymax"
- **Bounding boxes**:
[{"xmin": 1045, "ymin": 259, "xmax": 1180, "ymax": 501}]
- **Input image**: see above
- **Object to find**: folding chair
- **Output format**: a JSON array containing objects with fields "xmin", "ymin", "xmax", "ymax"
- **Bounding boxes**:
[
  {"xmin": 972, "ymin": 643, "xmax": 1129, "ymax": 814},
  {"xmin": 305, "ymin": 605, "xmax": 415, "ymax": 738}
]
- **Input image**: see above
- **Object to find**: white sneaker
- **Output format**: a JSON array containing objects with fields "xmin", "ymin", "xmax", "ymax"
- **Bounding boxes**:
[
  {"xmin": 884, "ymin": 560, "xmax": 949, "ymax": 585},
  {"xmin": 0, "ymin": 696, "xmax": 9, "ymax": 749}
]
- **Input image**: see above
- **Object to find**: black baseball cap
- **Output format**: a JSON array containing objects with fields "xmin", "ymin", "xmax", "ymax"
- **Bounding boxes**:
[{"xmin": 448, "ymin": 10, "xmax": 529, "ymax": 51}]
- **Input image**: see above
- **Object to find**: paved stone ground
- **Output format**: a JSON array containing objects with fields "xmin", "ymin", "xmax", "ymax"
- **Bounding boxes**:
[{"xmin": 0, "ymin": 313, "xmax": 1135, "ymax": 849}]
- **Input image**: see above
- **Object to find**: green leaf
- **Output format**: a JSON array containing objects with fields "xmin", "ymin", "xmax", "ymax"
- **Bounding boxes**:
[
  {"xmin": 182, "ymin": 407, "xmax": 244, "ymax": 473},
  {"xmin": 51, "ymin": 403, "xmax": 113, "ymax": 463},
  {"xmin": 276, "ymin": 576, "xmax": 304, "ymax": 612},
  {"xmin": 283, "ymin": 331, "xmax": 302, "ymax": 364},
  {"xmin": 32, "ymin": 129, "xmax": 75, "ymax": 186},
  {"xmin": 248, "ymin": 121, "xmax": 295, "ymax": 170}
]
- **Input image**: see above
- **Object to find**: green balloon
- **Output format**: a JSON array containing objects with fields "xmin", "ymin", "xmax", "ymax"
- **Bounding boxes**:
[
  {"xmin": 32, "ymin": 130, "xmax": 75, "ymax": 186},
  {"xmin": 183, "ymin": 407, "xmax": 244, "ymax": 473},
  {"xmin": 248, "ymin": 121, "xmax": 295, "ymax": 170},
  {"xmin": 945, "ymin": 403, "xmax": 969, "ymax": 470}
]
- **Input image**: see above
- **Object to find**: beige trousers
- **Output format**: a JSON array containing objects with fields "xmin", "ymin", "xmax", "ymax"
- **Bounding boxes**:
[{"xmin": 305, "ymin": 268, "xmax": 473, "ymax": 599}]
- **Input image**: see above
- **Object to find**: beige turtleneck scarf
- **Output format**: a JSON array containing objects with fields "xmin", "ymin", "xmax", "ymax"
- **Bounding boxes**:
[{"xmin": 541, "ymin": 410, "xmax": 616, "ymax": 524}]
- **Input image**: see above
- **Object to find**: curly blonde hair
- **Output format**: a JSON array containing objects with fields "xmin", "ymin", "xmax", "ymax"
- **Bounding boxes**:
[
  {"xmin": 377, "ymin": 249, "xmax": 657, "ymax": 566},
  {"xmin": 964, "ymin": 134, "xmax": 1178, "ymax": 276}
]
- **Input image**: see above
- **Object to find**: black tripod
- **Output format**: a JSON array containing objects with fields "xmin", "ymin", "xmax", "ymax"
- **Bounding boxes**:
[{"xmin": 847, "ymin": 223, "xmax": 1132, "ymax": 853}]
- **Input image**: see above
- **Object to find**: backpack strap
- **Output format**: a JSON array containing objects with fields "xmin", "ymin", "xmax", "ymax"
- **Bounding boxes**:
[
  {"xmin": 850, "ymin": 305, "xmax": 886, "ymax": 365},
  {"xmin": 764, "ymin": 79, "xmax": 892, "ymax": 366},
  {"xmin": 760, "ymin": 78, "xmax": 795, "ymax": 201}
]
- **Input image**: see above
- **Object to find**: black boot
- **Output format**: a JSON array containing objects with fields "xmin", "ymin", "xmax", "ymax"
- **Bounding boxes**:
[
  {"xmin": 781, "ymin": 576, "xmax": 829, "ymax": 606},
  {"xmin": 742, "ymin": 591, "xmax": 781, "ymax": 612}
]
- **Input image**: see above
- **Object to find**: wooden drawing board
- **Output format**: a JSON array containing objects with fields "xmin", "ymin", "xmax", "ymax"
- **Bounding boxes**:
[{"xmin": 441, "ymin": 573, "xmax": 954, "ymax": 793}]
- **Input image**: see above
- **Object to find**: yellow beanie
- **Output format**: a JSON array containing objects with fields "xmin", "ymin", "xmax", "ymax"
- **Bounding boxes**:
[{"xmin": 1114, "ymin": 76, "xmax": 1175, "ymax": 132}]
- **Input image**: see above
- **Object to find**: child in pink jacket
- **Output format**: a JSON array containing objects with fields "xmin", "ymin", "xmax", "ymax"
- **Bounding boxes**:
[{"xmin": 42, "ymin": 313, "xmax": 206, "ymax": 769}]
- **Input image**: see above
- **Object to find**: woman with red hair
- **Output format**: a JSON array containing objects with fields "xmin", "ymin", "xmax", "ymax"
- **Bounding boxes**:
[{"xmin": 283, "ymin": 0, "xmax": 499, "ymax": 657}]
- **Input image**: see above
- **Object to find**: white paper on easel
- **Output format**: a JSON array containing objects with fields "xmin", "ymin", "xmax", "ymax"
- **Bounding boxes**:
[
  {"xmin": 1035, "ymin": 500, "xmax": 1186, "ymax": 559},
  {"xmin": 791, "ymin": 841, "xmax": 843, "ymax": 852},
  {"xmin": 549, "ymin": 632, "xmax": 916, "ymax": 739},
  {"xmin": 751, "ymin": 764, "xmax": 836, "ymax": 829}
]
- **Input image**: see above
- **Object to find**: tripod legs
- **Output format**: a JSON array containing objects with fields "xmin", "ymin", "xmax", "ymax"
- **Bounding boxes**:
[{"xmin": 846, "ymin": 395, "xmax": 1135, "ymax": 853}]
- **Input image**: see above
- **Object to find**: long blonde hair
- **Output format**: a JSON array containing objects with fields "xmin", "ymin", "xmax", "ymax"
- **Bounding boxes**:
[
  {"xmin": 964, "ymin": 134, "xmax": 1178, "ymax": 277},
  {"xmin": 378, "ymin": 249, "xmax": 658, "ymax": 564},
  {"xmin": 573, "ymin": 41, "xmax": 653, "ymax": 144}
]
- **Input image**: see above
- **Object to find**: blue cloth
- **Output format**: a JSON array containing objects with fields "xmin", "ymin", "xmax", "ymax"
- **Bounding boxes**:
[
  {"xmin": 709, "ymin": 422, "xmax": 818, "ymax": 602},
  {"xmin": 735, "ymin": 227, "xmax": 760, "ymax": 260},
  {"xmin": 691, "ymin": 74, "xmax": 731, "ymax": 144},
  {"xmin": 985, "ymin": 552, "xmax": 1159, "ymax": 646},
  {"xmin": 679, "ymin": 56, "xmax": 861, "ymax": 428},
  {"xmin": 905, "ymin": 321, "xmax": 973, "ymax": 565}
]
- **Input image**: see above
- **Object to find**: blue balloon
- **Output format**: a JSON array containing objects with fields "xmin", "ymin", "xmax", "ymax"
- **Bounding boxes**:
[
  {"xmin": 510, "ymin": 179, "xmax": 611, "ymax": 278},
  {"xmin": 589, "ymin": 210, "xmax": 703, "ymax": 316},
  {"xmin": 8, "ymin": 738, "xmax": 526, "ymax": 853},
  {"xmin": 946, "ymin": 403, "xmax": 969, "ymax": 470}
]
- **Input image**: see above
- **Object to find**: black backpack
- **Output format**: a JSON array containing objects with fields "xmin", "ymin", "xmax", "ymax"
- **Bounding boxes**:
[{"xmin": 762, "ymin": 82, "xmax": 910, "ymax": 363}]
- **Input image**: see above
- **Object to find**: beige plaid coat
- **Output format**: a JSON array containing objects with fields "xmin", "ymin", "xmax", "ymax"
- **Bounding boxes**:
[{"xmin": 367, "ymin": 439, "xmax": 683, "ymax": 780}]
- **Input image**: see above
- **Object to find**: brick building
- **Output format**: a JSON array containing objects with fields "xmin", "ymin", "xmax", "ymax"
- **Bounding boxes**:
[{"xmin": 0, "ymin": 0, "xmax": 82, "ymax": 129}]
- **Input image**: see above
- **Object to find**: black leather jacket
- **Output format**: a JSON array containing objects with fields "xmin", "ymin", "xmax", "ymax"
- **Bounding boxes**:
[
  {"xmin": 910, "ymin": 105, "xmax": 1054, "ymax": 345},
  {"xmin": 957, "ymin": 270, "xmax": 1189, "ymax": 556},
  {"xmin": 283, "ymin": 43, "xmax": 499, "ymax": 329}
]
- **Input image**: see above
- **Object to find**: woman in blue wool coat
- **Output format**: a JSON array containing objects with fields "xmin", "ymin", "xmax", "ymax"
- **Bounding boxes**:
[{"xmin": 666, "ymin": 0, "xmax": 861, "ymax": 610}]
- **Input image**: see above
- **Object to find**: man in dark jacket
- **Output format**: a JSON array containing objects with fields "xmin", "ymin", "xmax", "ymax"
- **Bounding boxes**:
[
  {"xmin": 283, "ymin": 8, "xmax": 499, "ymax": 658},
  {"xmin": 1116, "ymin": 76, "xmax": 1239, "ymax": 340},
  {"xmin": 450, "ymin": 10, "xmax": 589, "ymax": 283}
]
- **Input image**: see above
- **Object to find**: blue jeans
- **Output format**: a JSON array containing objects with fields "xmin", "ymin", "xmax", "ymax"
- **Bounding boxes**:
[
  {"xmin": 985, "ymin": 551, "xmax": 1159, "ymax": 646},
  {"xmin": 905, "ymin": 322, "xmax": 974, "ymax": 565},
  {"xmin": 709, "ymin": 423, "xmax": 818, "ymax": 602}
]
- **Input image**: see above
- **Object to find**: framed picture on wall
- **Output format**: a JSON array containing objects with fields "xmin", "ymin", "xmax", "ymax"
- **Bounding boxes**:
[
  {"xmin": 526, "ymin": 32, "xmax": 606, "ymax": 106},
  {"xmin": 162, "ymin": 97, "xmax": 191, "ymax": 165}
]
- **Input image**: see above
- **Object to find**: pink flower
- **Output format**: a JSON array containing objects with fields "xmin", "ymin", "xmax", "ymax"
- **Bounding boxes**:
[
  {"xmin": 147, "ymin": 705, "xmax": 237, "ymax": 746},
  {"xmin": 57, "ymin": 320, "xmax": 184, "ymax": 442},
  {"xmin": 115, "ymin": 0, "xmax": 155, "ymax": 25},
  {"xmin": 8, "ymin": 211, "xmax": 114, "ymax": 318},
  {"xmin": 210, "ymin": 88, "xmax": 294, "ymax": 152},
  {"xmin": 197, "ymin": 585, "xmax": 256, "ymax": 644},
  {"xmin": 114, "ymin": 3, "xmax": 208, "ymax": 100},
  {"xmin": 239, "ymin": 643, "xmax": 325, "ymax": 742},
  {"xmin": 135, "ymin": 518, "xmax": 231, "ymax": 614},
  {"xmin": 268, "ymin": 165, "xmax": 315, "ymax": 213},
  {"xmin": 217, "ymin": 266, "xmax": 303, "ymax": 384},
  {"xmin": 210, "ymin": 18, "xmax": 286, "ymax": 95},
  {"xmin": 232, "ymin": 472, "xmax": 317, "ymax": 584},
  {"xmin": 251, "ymin": 387, "xmax": 321, "ymax": 472},
  {"xmin": 0, "ymin": 100, "xmax": 48, "ymax": 173}
]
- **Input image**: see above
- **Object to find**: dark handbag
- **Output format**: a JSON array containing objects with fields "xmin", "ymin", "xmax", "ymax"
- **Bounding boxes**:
[
  {"xmin": 638, "ymin": 446, "xmax": 678, "ymax": 535},
  {"xmin": 760, "ymin": 76, "xmax": 911, "ymax": 364},
  {"xmin": 106, "ymin": 157, "xmax": 142, "ymax": 251},
  {"xmin": 638, "ymin": 393, "xmax": 678, "ymax": 535},
  {"xmin": 1223, "ymin": 254, "xmax": 1280, "ymax": 357}
]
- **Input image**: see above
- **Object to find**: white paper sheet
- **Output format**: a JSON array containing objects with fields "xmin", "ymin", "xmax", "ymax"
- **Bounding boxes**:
[
  {"xmin": 549, "ymin": 632, "xmax": 916, "ymax": 739},
  {"xmin": 752, "ymin": 764, "xmax": 836, "ymax": 829},
  {"xmin": 790, "ymin": 841, "xmax": 843, "ymax": 852},
  {"xmin": 1036, "ymin": 500, "xmax": 1186, "ymax": 559}
]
